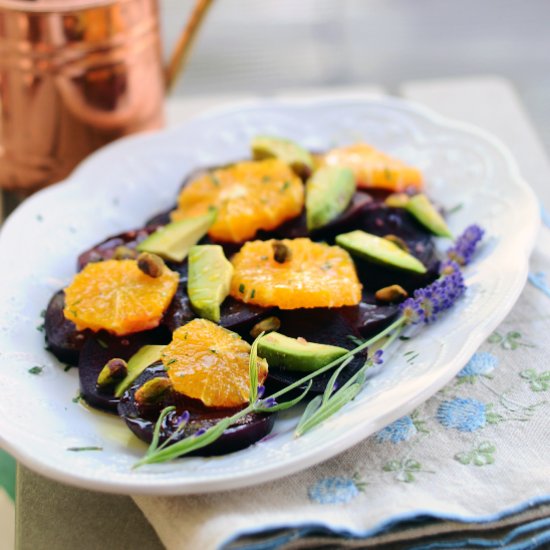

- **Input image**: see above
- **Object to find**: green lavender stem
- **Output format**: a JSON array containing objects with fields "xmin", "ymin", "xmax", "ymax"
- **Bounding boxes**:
[{"xmin": 134, "ymin": 316, "xmax": 406, "ymax": 468}]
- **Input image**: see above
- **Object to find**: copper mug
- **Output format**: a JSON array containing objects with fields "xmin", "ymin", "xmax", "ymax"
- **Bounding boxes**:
[{"xmin": 0, "ymin": 0, "xmax": 165, "ymax": 193}]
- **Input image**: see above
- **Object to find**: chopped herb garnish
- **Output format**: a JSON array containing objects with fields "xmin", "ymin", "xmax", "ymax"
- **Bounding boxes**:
[
  {"xmin": 166, "ymin": 358, "xmax": 177, "ymax": 366},
  {"xmin": 399, "ymin": 335, "xmax": 411, "ymax": 341},
  {"xmin": 210, "ymin": 174, "xmax": 221, "ymax": 187},
  {"xmin": 97, "ymin": 338, "xmax": 109, "ymax": 349},
  {"xmin": 448, "ymin": 203, "xmax": 464, "ymax": 215},
  {"xmin": 250, "ymin": 289, "xmax": 256, "ymax": 299},
  {"xmin": 36, "ymin": 323, "xmax": 45, "ymax": 333},
  {"xmin": 28, "ymin": 366, "xmax": 44, "ymax": 375},
  {"xmin": 64, "ymin": 364, "xmax": 72, "ymax": 372},
  {"xmin": 67, "ymin": 446, "xmax": 103, "ymax": 452},
  {"xmin": 239, "ymin": 283, "xmax": 246, "ymax": 294},
  {"xmin": 40, "ymin": 309, "xmax": 46, "ymax": 318},
  {"xmin": 72, "ymin": 393, "xmax": 83, "ymax": 404},
  {"xmin": 281, "ymin": 181, "xmax": 290, "ymax": 192},
  {"xmin": 210, "ymin": 349, "xmax": 217, "ymax": 354}
]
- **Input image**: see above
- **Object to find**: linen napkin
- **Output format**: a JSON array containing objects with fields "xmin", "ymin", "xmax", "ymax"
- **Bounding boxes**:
[{"xmin": 134, "ymin": 217, "xmax": 550, "ymax": 549}]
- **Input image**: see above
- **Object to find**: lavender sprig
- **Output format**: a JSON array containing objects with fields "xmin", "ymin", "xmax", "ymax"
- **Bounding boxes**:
[
  {"xmin": 135, "ymin": 226, "xmax": 485, "ymax": 466},
  {"xmin": 446, "ymin": 224, "xmax": 485, "ymax": 266}
]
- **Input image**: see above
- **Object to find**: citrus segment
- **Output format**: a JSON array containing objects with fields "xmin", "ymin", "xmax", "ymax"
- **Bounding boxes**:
[
  {"xmin": 171, "ymin": 159, "xmax": 304, "ymax": 243},
  {"xmin": 63, "ymin": 260, "xmax": 179, "ymax": 336},
  {"xmin": 322, "ymin": 143, "xmax": 423, "ymax": 191},
  {"xmin": 230, "ymin": 238, "xmax": 362, "ymax": 309},
  {"xmin": 162, "ymin": 319, "xmax": 268, "ymax": 408}
]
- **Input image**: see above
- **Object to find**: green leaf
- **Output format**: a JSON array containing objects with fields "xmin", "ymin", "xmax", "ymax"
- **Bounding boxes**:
[
  {"xmin": 454, "ymin": 452, "xmax": 472, "ymax": 465},
  {"xmin": 477, "ymin": 441, "xmax": 496, "ymax": 453},
  {"xmin": 404, "ymin": 459, "xmax": 421, "ymax": 471},
  {"xmin": 254, "ymin": 381, "xmax": 312, "ymax": 413},
  {"xmin": 397, "ymin": 470, "xmax": 415, "ymax": 483},
  {"xmin": 248, "ymin": 332, "xmax": 264, "ymax": 404},
  {"xmin": 295, "ymin": 395, "xmax": 323, "ymax": 435},
  {"xmin": 294, "ymin": 383, "xmax": 362, "ymax": 437},
  {"xmin": 146, "ymin": 406, "xmax": 175, "ymax": 457},
  {"xmin": 383, "ymin": 460, "xmax": 401, "ymax": 472},
  {"xmin": 323, "ymin": 356, "xmax": 353, "ymax": 406},
  {"xmin": 486, "ymin": 412, "xmax": 503, "ymax": 424},
  {"xmin": 530, "ymin": 380, "xmax": 548, "ymax": 392},
  {"xmin": 507, "ymin": 331, "xmax": 521, "ymax": 339},
  {"xmin": 487, "ymin": 332, "xmax": 502, "ymax": 343}
]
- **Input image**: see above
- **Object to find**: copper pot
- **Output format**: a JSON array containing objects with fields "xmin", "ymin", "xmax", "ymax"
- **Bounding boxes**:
[{"xmin": 0, "ymin": 0, "xmax": 165, "ymax": 193}]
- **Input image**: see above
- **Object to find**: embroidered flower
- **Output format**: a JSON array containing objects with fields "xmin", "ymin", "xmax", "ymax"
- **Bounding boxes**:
[
  {"xmin": 308, "ymin": 476, "xmax": 363, "ymax": 504},
  {"xmin": 458, "ymin": 352, "xmax": 498, "ymax": 378},
  {"xmin": 375, "ymin": 416, "xmax": 417, "ymax": 443},
  {"xmin": 437, "ymin": 398, "xmax": 486, "ymax": 432}
]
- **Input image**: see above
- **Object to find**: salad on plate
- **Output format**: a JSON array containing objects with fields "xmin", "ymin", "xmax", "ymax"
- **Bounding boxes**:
[{"xmin": 43, "ymin": 135, "xmax": 483, "ymax": 467}]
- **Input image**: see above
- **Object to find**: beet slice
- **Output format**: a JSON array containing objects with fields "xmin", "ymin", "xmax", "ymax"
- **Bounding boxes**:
[
  {"xmin": 77, "ymin": 227, "xmax": 156, "ymax": 270},
  {"xmin": 118, "ymin": 364, "xmax": 275, "ymax": 456},
  {"xmin": 78, "ymin": 330, "xmax": 168, "ymax": 413},
  {"xmin": 44, "ymin": 290, "xmax": 89, "ymax": 364}
]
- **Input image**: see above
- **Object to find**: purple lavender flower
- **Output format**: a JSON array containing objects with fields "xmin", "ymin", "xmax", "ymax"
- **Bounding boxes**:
[
  {"xmin": 193, "ymin": 427, "xmax": 207, "ymax": 438},
  {"xmin": 446, "ymin": 225, "xmax": 484, "ymax": 266},
  {"xmin": 439, "ymin": 259, "xmax": 461, "ymax": 276},
  {"xmin": 371, "ymin": 349, "xmax": 384, "ymax": 365},
  {"xmin": 177, "ymin": 410, "xmax": 190, "ymax": 427},
  {"xmin": 400, "ymin": 270, "xmax": 466, "ymax": 324},
  {"xmin": 260, "ymin": 397, "xmax": 278, "ymax": 409},
  {"xmin": 257, "ymin": 385, "xmax": 265, "ymax": 399}
]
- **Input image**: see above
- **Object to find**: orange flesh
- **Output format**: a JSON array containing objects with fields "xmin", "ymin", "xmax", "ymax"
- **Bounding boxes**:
[
  {"xmin": 162, "ymin": 319, "xmax": 268, "ymax": 408},
  {"xmin": 171, "ymin": 159, "xmax": 304, "ymax": 243},
  {"xmin": 230, "ymin": 238, "xmax": 362, "ymax": 309},
  {"xmin": 63, "ymin": 260, "xmax": 179, "ymax": 336},
  {"xmin": 322, "ymin": 143, "xmax": 423, "ymax": 191}
]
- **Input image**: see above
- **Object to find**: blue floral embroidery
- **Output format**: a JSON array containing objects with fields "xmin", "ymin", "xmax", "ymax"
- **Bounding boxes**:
[
  {"xmin": 528, "ymin": 272, "xmax": 550, "ymax": 298},
  {"xmin": 458, "ymin": 352, "xmax": 498, "ymax": 378},
  {"xmin": 308, "ymin": 476, "xmax": 364, "ymax": 504},
  {"xmin": 437, "ymin": 398, "xmax": 486, "ymax": 432},
  {"xmin": 375, "ymin": 416, "xmax": 417, "ymax": 443}
]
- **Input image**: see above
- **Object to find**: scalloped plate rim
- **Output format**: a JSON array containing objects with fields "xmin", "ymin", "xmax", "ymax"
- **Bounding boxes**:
[{"xmin": 0, "ymin": 96, "xmax": 540, "ymax": 495}]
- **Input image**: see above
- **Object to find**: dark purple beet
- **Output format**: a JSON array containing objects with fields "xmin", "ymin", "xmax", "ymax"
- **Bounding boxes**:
[
  {"xmin": 78, "ymin": 330, "xmax": 168, "ymax": 413},
  {"xmin": 145, "ymin": 206, "xmax": 175, "ymax": 227},
  {"xmin": 44, "ymin": 290, "xmax": 89, "ymax": 364},
  {"xmin": 118, "ymin": 364, "xmax": 275, "ymax": 455},
  {"xmin": 264, "ymin": 292, "xmax": 398, "ymax": 394},
  {"xmin": 77, "ymin": 227, "xmax": 156, "ymax": 270}
]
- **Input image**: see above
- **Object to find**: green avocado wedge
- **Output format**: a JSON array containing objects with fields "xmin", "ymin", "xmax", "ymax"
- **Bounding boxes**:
[
  {"xmin": 251, "ymin": 135, "xmax": 314, "ymax": 177},
  {"xmin": 336, "ymin": 230, "xmax": 427, "ymax": 274},
  {"xmin": 187, "ymin": 245, "xmax": 233, "ymax": 323},
  {"xmin": 114, "ymin": 345, "xmax": 165, "ymax": 397},
  {"xmin": 136, "ymin": 210, "xmax": 216, "ymax": 262},
  {"xmin": 306, "ymin": 166, "xmax": 355, "ymax": 231},
  {"xmin": 405, "ymin": 194, "xmax": 453, "ymax": 238},
  {"xmin": 257, "ymin": 332, "xmax": 348, "ymax": 373}
]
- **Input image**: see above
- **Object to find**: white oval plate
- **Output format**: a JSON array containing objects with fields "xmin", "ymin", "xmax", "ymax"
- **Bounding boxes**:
[{"xmin": 0, "ymin": 97, "xmax": 539, "ymax": 495}]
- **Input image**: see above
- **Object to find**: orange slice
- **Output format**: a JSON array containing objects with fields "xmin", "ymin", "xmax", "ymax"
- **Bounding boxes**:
[
  {"xmin": 230, "ymin": 238, "xmax": 362, "ymax": 309},
  {"xmin": 171, "ymin": 159, "xmax": 304, "ymax": 243},
  {"xmin": 63, "ymin": 259, "xmax": 179, "ymax": 336},
  {"xmin": 162, "ymin": 319, "xmax": 268, "ymax": 408},
  {"xmin": 322, "ymin": 143, "xmax": 423, "ymax": 191}
]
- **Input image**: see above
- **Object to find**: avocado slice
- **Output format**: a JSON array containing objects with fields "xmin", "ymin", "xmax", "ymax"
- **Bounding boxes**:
[
  {"xmin": 251, "ymin": 135, "xmax": 314, "ymax": 177},
  {"xmin": 258, "ymin": 332, "xmax": 347, "ymax": 373},
  {"xmin": 114, "ymin": 344, "xmax": 165, "ymax": 397},
  {"xmin": 306, "ymin": 166, "xmax": 355, "ymax": 231},
  {"xmin": 187, "ymin": 245, "xmax": 233, "ymax": 323},
  {"xmin": 136, "ymin": 210, "xmax": 216, "ymax": 262},
  {"xmin": 336, "ymin": 230, "xmax": 427, "ymax": 274},
  {"xmin": 405, "ymin": 193, "xmax": 453, "ymax": 238}
]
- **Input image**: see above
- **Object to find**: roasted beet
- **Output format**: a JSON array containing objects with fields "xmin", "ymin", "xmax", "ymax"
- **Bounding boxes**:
[
  {"xmin": 44, "ymin": 290, "xmax": 89, "ymax": 364},
  {"xmin": 118, "ymin": 364, "xmax": 275, "ymax": 455},
  {"xmin": 78, "ymin": 330, "xmax": 168, "ymax": 413},
  {"xmin": 77, "ymin": 227, "xmax": 156, "ymax": 270}
]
